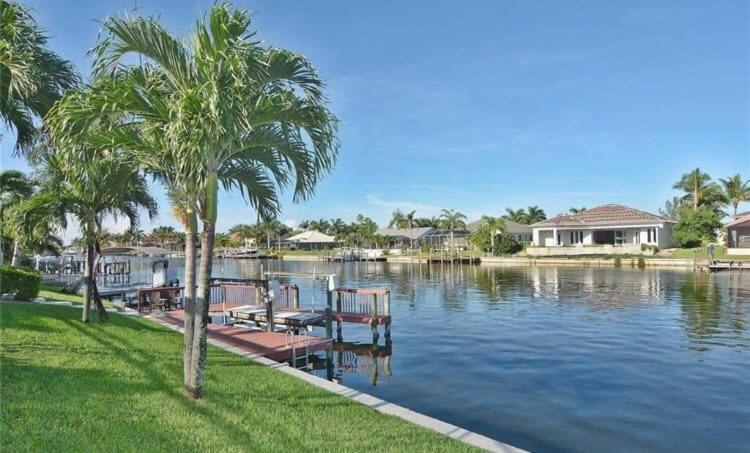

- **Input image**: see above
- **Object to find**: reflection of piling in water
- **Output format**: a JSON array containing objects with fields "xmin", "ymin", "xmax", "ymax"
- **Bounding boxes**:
[{"xmin": 333, "ymin": 341, "xmax": 393, "ymax": 385}]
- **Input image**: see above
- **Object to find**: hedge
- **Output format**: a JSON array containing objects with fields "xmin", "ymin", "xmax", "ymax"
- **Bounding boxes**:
[{"xmin": 0, "ymin": 265, "xmax": 41, "ymax": 301}]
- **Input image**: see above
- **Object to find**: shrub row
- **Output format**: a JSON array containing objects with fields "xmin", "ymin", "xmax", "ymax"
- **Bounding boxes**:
[{"xmin": 0, "ymin": 265, "xmax": 41, "ymax": 300}]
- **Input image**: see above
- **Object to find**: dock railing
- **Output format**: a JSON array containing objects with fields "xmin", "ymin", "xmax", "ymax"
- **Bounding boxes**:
[{"xmin": 331, "ymin": 288, "xmax": 391, "ymax": 316}]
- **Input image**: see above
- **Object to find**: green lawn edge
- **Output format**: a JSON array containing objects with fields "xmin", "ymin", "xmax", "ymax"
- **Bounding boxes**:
[{"xmin": 0, "ymin": 303, "xmax": 475, "ymax": 452}]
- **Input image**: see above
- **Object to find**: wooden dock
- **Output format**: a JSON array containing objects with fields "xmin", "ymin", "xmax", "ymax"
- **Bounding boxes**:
[
  {"xmin": 708, "ymin": 261, "xmax": 750, "ymax": 272},
  {"xmin": 156, "ymin": 310, "xmax": 331, "ymax": 361}
]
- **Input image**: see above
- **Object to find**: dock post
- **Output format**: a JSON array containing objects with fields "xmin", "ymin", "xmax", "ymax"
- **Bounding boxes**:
[
  {"xmin": 383, "ymin": 290, "xmax": 391, "ymax": 342},
  {"xmin": 264, "ymin": 283, "xmax": 274, "ymax": 332},
  {"xmin": 325, "ymin": 289, "xmax": 333, "ymax": 340},
  {"xmin": 335, "ymin": 290, "xmax": 342, "ymax": 342},
  {"xmin": 293, "ymin": 285, "xmax": 299, "ymax": 309},
  {"xmin": 370, "ymin": 293, "xmax": 379, "ymax": 344}
]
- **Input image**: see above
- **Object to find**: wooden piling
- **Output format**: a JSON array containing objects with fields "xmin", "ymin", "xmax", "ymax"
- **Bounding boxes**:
[
  {"xmin": 370, "ymin": 293, "xmax": 379, "ymax": 343},
  {"xmin": 263, "ymin": 284, "xmax": 274, "ymax": 332},
  {"xmin": 292, "ymin": 286, "xmax": 300, "ymax": 309},
  {"xmin": 325, "ymin": 290, "xmax": 333, "ymax": 340}
]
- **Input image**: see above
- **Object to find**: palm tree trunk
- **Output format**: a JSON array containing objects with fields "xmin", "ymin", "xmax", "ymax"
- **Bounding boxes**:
[
  {"xmin": 182, "ymin": 211, "xmax": 197, "ymax": 390},
  {"xmin": 693, "ymin": 188, "xmax": 699, "ymax": 209},
  {"xmin": 186, "ymin": 219, "xmax": 215, "ymax": 399},
  {"xmin": 82, "ymin": 235, "xmax": 95, "ymax": 323},
  {"xmin": 186, "ymin": 173, "xmax": 218, "ymax": 399},
  {"xmin": 10, "ymin": 240, "xmax": 20, "ymax": 266}
]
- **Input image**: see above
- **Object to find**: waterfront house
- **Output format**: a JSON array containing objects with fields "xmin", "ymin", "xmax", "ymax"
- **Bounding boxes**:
[
  {"xmin": 529, "ymin": 204, "xmax": 675, "ymax": 255},
  {"xmin": 466, "ymin": 218, "xmax": 533, "ymax": 242},
  {"xmin": 283, "ymin": 230, "xmax": 338, "ymax": 250},
  {"xmin": 727, "ymin": 212, "xmax": 750, "ymax": 255},
  {"xmin": 375, "ymin": 227, "xmax": 436, "ymax": 249}
]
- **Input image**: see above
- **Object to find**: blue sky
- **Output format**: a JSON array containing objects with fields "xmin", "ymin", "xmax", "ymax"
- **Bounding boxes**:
[{"xmin": 1, "ymin": 0, "xmax": 748, "ymax": 238}]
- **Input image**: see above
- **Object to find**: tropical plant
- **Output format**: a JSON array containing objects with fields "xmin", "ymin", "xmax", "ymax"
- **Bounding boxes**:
[
  {"xmin": 569, "ymin": 207, "xmax": 587, "ymax": 214},
  {"xmin": 672, "ymin": 205, "xmax": 722, "ymax": 248},
  {"xmin": 673, "ymin": 168, "xmax": 723, "ymax": 210},
  {"xmin": 438, "ymin": 208, "xmax": 466, "ymax": 249},
  {"xmin": 0, "ymin": 169, "xmax": 34, "ymax": 264},
  {"xmin": 0, "ymin": 0, "xmax": 78, "ymax": 151},
  {"xmin": 659, "ymin": 196, "xmax": 683, "ymax": 221},
  {"xmin": 719, "ymin": 174, "xmax": 750, "ymax": 217},
  {"xmin": 504, "ymin": 208, "xmax": 527, "ymax": 224},
  {"xmin": 470, "ymin": 216, "xmax": 506, "ymax": 254},
  {"xmin": 388, "ymin": 209, "xmax": 405, "ymax": 228},
  {"xmin": 414, "ymin": 216, "xmax": 439, "ymax": 228},
  {"xmin": 526, "ymin": 205, "xmax": 547, "ymax": 224},
  {"xmin": 20, "ymin": 148, "xmax": 157, "ymax": 322},
  {"xmin": 56, "ymin": 4, "xmax": 339, "ymax": 398}
]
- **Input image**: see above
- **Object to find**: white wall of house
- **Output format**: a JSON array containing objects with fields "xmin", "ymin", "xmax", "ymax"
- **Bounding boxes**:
[{"xmin": 532, "ymin": 223, "xmax": 674, "ymax": 249}]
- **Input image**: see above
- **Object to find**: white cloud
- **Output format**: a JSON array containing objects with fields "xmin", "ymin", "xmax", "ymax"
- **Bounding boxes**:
[
  {"xmin": 283, "ymin": 218, "xmax": 298, "ymax": 229},
  {"xmin": 366, "ymin": 194, "xmax": 443, "ymax": 217}
]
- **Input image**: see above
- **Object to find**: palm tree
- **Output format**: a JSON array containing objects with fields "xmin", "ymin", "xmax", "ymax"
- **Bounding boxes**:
[
  {"xmin": 719, "ymin": 174, "xmax": 750, "ymax": 217},
  {"xmin": 659, "ymin": 196, "xmax": 683, "ymax": 221},
  {"xmin": 0, "ymin": 1, "xmax": 78, "ymax": 151},
  {"xmin": 404, "ymin": 210, "xmax": 416, "ymax": 250},
  {"xmin": 56, "ymin": 4, "xmax": 339, "ymax": 398},
  {"xmin": 504, "ymin": 208, "xmax": 527, "ymax": 224},
  {"xmin": 480, "ymin": 215, "xmax": 506, "ymax": 251},
  {"xmin": 0, "ymin": 169, "xmax": 35, "ymax": 264},
  {"xmin": 569, "ymin": 207, "xmax": 587, "ymax": 214},
  {"xmin": 388, "ymin": 209, "xmax": 406, "ymax": 228},
  {"xmin": 438, "ymin": 208, "xmax": 467, "ymax": 250},
  {"xmin": 673, "ymin": 168, "xmax": 718, "ymax": 209},
  {"xmin": 21, "ymin": 149, "xmax": 157, "ymax": 322},
  {"xmin": 526, "ymin": 205, "xmax": 547, "ymax": 224}
]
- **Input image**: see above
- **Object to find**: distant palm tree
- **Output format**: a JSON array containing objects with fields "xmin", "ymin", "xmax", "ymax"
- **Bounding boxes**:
[
  {"xmin": 0, "ymin": 170, "xmax": 35, "ymax": 264},
  {"xmin": 404, "ymin": 210, "xmax": 416, "ymax": 249},
  {"xmin": 569, "ymin": 207, "xmax": 587, "ymax": 214},
  {"xmin": 659, "ymin": 196, "xmax": 683, "ymax": 221},
  {"xmin": 388, "ymin": 209, "xmax": 406, "ymax": 228},
  {"xmin": 481, "ymin": 215, "xmax": 506, "ymax": 251},
  {"xmin": 719, "ymin": 174, "xmax": 750, "ymax": 217},
  {"xmin": 504, "ymin": 208, "xmax": 528, "ymax": 224},
  {"xmin": 0, "ymin": 1, "xmax": 78, "ymax": 151},
  {"xmin": 673, "ymin": 168, "xmax": 719, "ymax": 209},
  {"xmin": 439, "ymin": 208, "xmax": 467, "ymax": 249},
  {"xmin": 526, "ymin": 205, "xmax": 547, "ymax": 224}
]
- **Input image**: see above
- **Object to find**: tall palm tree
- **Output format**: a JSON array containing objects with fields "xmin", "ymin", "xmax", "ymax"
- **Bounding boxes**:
[
  {"xmin": 0, "ymin": 169, "xmax": 34, "ymax": 264},
  {"xmin": 53, "ymin": 4, "xmax": 339, "ymax": 398},
  {"xmin": 673, "ymin": 168, "xmax": 718, "ymax": 209},
  {"xmin": 719, "ymin": 174, "xmax": 750, "ymax": 217},
  {"xmin": 438, "ymin": 208, "xmax": 467, "ymax": 249},
  {"xmin": 526, "ymin": 205, "xmax": 547, "ymax": 224},
  {"xmin": 404, "ymin": 210, "xmax": 416, "ymax": 250},
  {"xmin": 504, "ymin": 208, "xmax": 528, "ymax": 224},
  {"xmin": 569, "ymin": 207, "xmax": 587, "ymax": 214},
  {"xmin": 388, "ymin": 209, "xmax": 406, "ymax": 228},
  {"xmin": 21, "ymin": 149, "xmax": 157, "ymax": 322},
  {"xmin": 0, "ymin": 1, "xmax": 78, "ymax": 151}
]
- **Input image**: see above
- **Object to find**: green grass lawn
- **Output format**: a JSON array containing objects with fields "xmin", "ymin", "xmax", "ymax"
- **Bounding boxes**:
[
  {"xmin": 1, "ymin": 303, "xmax": 472, "ymax": 451},
  {"xmin": 665, "ymin": 246, "xmax": 750, "ymax": 260},
  {"xmin": 38, "ymin": 283, "xmax": 114, "ymax": 308}
]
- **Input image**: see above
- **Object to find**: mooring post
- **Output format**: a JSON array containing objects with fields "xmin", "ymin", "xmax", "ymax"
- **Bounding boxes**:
[
  {"xmin": 292, "ymin": 285, "xmax": 300, "ymax": 309},
  {"xmin": 335, "ymin": 290, "xmax": 342, "ymax": 342},
  {"xmin": 370, "ymin": 293, "xmax": 379, "ymax": 344},
  {"xmin": 325, "ymin": 289, "xmax": 333, "ymax": 340},
  {"xmin": 384, "ymin": 290, "xmax": 391, "ymax": 316},
  {"xmin": 264, "ymin": 283, "xmax": 274, "ymax": 332}
]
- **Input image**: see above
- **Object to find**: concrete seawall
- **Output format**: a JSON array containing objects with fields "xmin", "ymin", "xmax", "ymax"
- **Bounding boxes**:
[{"xmin": 480, "ymin": 256, "xmax": 700, "ymax": 268}]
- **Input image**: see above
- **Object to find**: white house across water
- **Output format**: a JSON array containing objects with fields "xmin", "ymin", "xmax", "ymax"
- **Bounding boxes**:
[{"xmin": 529, "ymin": 204, "xmax": 675, "ymax": 255}]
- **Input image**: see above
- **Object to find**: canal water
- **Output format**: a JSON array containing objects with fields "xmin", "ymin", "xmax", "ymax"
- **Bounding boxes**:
[{"xmin": 164, "ymin": 258, "xmax": 750, "ymax": 452}]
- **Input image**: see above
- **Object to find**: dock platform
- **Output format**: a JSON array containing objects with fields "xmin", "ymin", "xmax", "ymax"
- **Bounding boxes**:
[
  {"xmin": 156, "ymin": 310, "xmax": 331, "ymax": 361},
  {"xmin": 708, "ymin": 261, "xmax": 750, "ymax": 272}
]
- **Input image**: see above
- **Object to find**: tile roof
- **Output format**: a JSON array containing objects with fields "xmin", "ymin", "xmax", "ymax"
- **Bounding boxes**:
[
  {"xmin": 531, "ymin": 204, "xmax": 673, "ymax": 227},
  {"xmin": 285, "ymin": 230, "xmax": 337, "ymax": 243}
]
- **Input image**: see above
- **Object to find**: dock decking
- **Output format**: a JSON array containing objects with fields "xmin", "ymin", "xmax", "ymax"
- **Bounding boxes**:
[{"xmin": 156, "ymin": 310, "xmax": 331, "ymax": 361}]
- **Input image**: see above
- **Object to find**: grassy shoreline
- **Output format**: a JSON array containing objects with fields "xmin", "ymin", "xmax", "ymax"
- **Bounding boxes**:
[{"xmin": 1, "ymin": 303, "xmax": 472, "ymax": 451}]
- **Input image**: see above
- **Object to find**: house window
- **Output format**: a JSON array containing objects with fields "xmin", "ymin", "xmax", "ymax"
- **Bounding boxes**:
[
  {"xmin": 651, "ymin": 228, "xmax": 657, "ymax": 244},
  {"xmin": 556, "ymin": 231, "xmax": 561, "ymax": 245},
  {"xmin": 569, "ymin": 230, "xmax": 583, "ymax": 244},
  {"xmin": 615, "ymin": 230, "xmax": 624, "ymax": 245},
  {"xmin": 634, "ymin": 230, "xmax": 640, "ymax": 244}
]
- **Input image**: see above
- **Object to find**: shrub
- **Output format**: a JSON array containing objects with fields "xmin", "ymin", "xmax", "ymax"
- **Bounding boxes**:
[
  {"xmin": 640, "ymin": 244, "xmax": 659, "ymax": 254},
  {"xmin": 613, "ymin": 257, "xmax": 622, "ymax": 267},
  {"xmin": 495, "ymin": 234, "xmax": 522, "ymax": 255},
  {"xmin": 0, "ymin": 265, "xmax": 41, "ymax": 300},
  {"xmin": 637, "ymin": 257, "xmax": 646, "ymax": 269},
  {"xmin": 673, "ymin": 206, "xmax": 721, "ymax": 248}
]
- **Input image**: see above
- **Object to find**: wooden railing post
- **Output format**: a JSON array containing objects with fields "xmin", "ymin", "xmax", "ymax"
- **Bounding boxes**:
[
  {"xmin": 370, "ymin": 293, "xmax": 379, "ymax": 343},
  {"xmin": 325, "ymin": 289, "xmax": 333, "ymax": 340},
  {"xmin": 335, "ymin": 290, "xmax": 342, "ymax": 341},
  {"xmin": 293, "ymin": 285, "xmax": 299, "ymax": 309},
  {"xmin": 384, "ymin": 290, "xmax": 390, "ymax": 316},
  {"xmin": 264, "ymin": 284, "xmax": 274, "ymax": 332}
]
